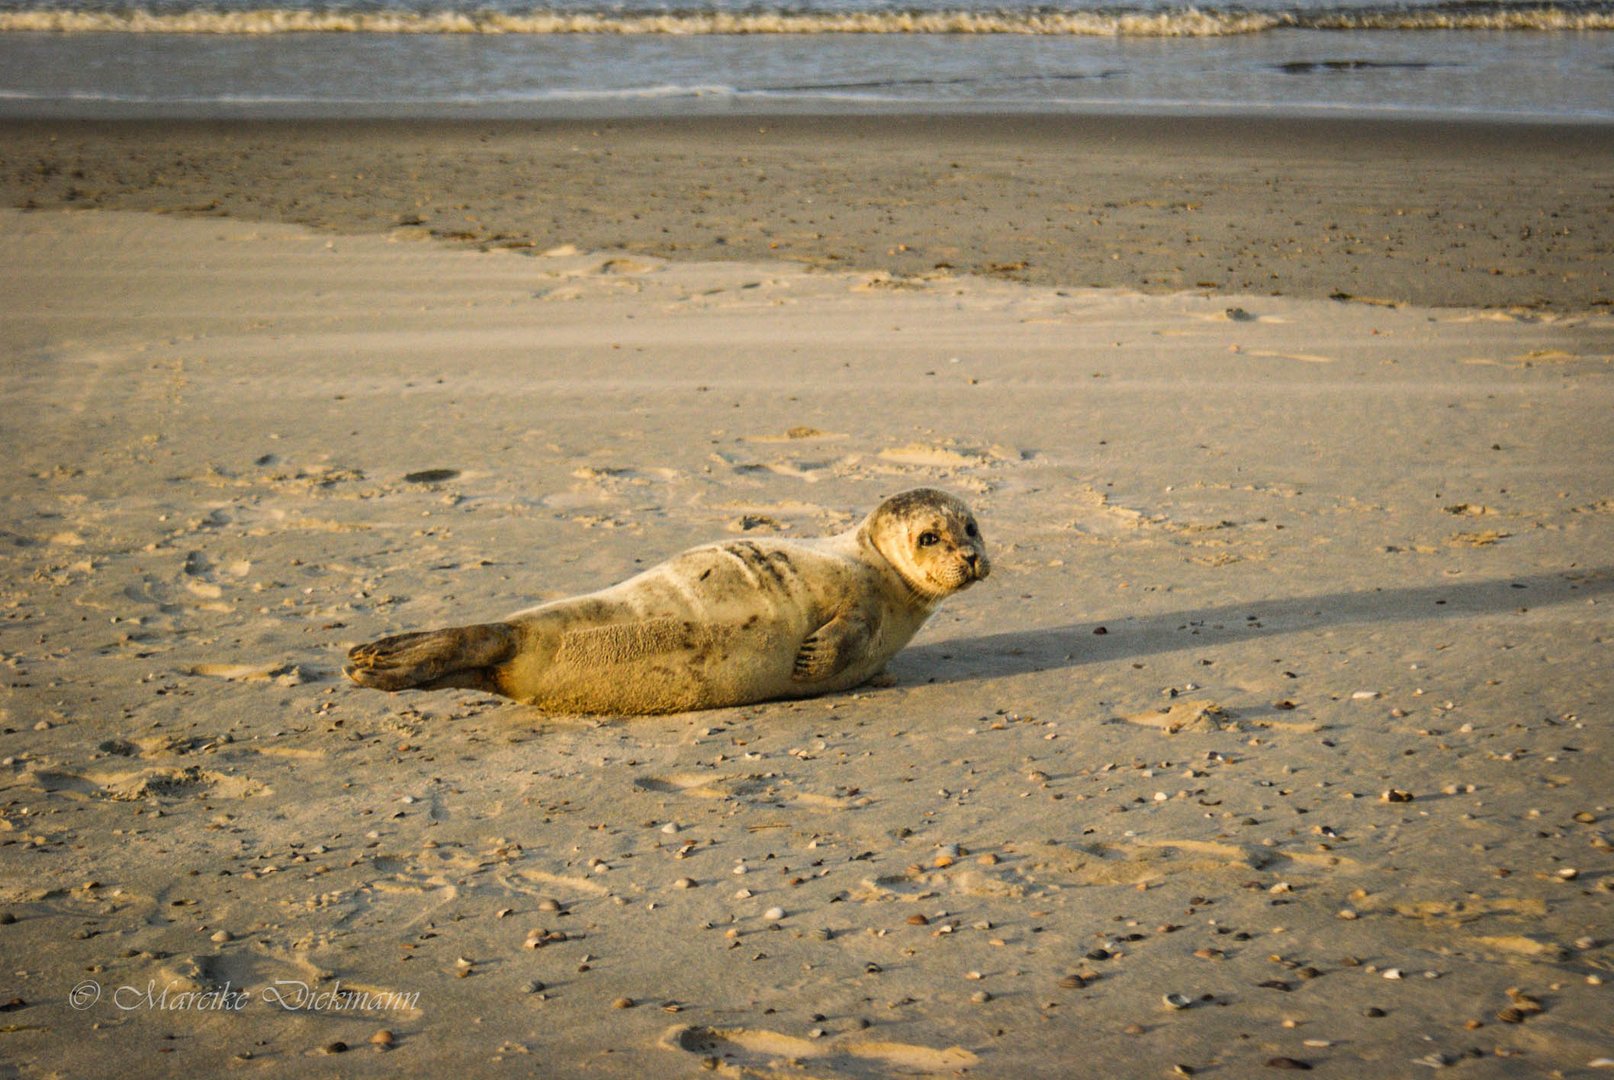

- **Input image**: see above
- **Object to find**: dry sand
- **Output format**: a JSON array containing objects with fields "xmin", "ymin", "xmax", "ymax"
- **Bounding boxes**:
[{"xmin": 1, "ymin": 116, "xmax": 1612, "ymax": 1078}]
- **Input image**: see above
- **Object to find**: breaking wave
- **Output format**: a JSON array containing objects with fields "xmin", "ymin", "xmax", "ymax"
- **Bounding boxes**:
[{"xmin": 2, "ymin": 3, "xmax": 1611, "ymax": 36}]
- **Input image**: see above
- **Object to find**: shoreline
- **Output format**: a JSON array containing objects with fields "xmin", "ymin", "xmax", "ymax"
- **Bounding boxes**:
[{"xmin": 4, "ymin": 112, "xmax": 1611, "ymax": 311}]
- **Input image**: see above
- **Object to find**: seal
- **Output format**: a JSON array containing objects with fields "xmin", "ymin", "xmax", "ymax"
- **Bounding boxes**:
[{"xmin": 345, "ymin": 488, "xmax": 988, "ymax": 714}]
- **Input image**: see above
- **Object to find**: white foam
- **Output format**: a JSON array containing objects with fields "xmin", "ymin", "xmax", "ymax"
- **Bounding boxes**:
[{"xmin": 2, "ymin": 6, "xmax": 1610, "ymax": 36}]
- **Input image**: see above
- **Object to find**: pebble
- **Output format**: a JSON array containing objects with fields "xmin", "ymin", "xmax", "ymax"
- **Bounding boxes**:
[
  {"xmin": 1557, "ymin": 867, "xmax": 1579, "ymax": 880},
  {"xmin": 369, "ymin": 1030, "xmax": 394, "ymax": 1048},
  {"xmin": 661, "ymin": 822, "xmax": 680, "ymax": 834},
  {"xmin": 763, "ymin": 907, "xmax": 785, "ymax": 922},
  {"xmin": 0, "ymin": 913, "xmax": 13, "ymax": 926},
  {"xmin": 322, "ymin": 1041, "xmax": 349, "ymax": 1055},
  {"xmin": 612, "ymin": 997, "xmax": 635, "ymax": 1009},
  {"xmin": 538, "ymin": 898, "xmax": 564, "ymax": 912},
  {"xmin": 522, "ymin": 981, "xmax": 545, "ymax": 994},
  {"xmin": 674, "ymin": 877, "xmax": 697, "ymax": 889},
  {"xmin": 1364, "ymin": 1007, "xmax": 1387, "ymax": 1018},
  {"xmin": 1382, "ymin": 968, "xmax": 1403, "ymax": 980},
  {"xmin": 970, "ymin": 990, "xmax": 991, "ymax": 1004}
]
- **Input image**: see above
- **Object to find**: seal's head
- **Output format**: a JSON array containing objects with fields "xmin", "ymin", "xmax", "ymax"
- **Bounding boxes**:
[{"xmin": 862, "ymin": 488, "xmax": 990, "ymax": 603}]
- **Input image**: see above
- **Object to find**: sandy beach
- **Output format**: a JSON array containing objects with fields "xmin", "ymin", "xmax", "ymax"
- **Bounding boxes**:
[{"xmin": 2, "ymin": 116, "xmax": 1612, "ymax": 1077}]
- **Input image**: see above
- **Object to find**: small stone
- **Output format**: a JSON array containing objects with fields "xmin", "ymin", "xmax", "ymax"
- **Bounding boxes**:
[
  {"xmin": 323, "ymin": 1041, "xmax": 349, "ymax": 1055},
  {"xmin": 612, "ymin": 997, "xmax": 634, "ymax": 1009},
  {"xmin": 970, "ymin": 990, "xmax": 991, "ymax": 1003},
  {"xmin": 907, "ymin": 914, "xmax": 929, "ymax": 926},
  {"xmin": 1557, "ymin": 867, "xmax": 1579, "ymax": 881},
  {"xmin": 1336, "ymin": 909, "xmax": 1358, "ymax": 920},
  {"xmin": 522, "ymin": 981, "xmax": 544, "ymax": 994},
  {"xmin": 1383, "ymin": 968, "xmax": 1403, "ymax": 980},
  {"xmin": 369, "ymin": 1030, "xmax": 394, "ymax": 1048},
  {"xmin": 1123, "ymin": 1023, "xmax": 1145, "ymax": 1036},
  {"xmin": 0, "ymin": 913, "xmax": 13, "ymax": 925},
  {"xmin": 1381, "ymin": 789, "xmax": 1415, "ymax": 803},
  {"xmin": 674, "ymin": 877, "xmax": 697, "ymax": 889},
  {"xmin": 661, "ymin": 822, "xmax": 680, "ymax": 834},
  {"xmin": 538, "ymin": 898, "xmax": 563, "ymax": 912},
  {"xmin": 763, "ymin": 907, "xmax": 785, "ymax": 922},
  {"xmin": 210, "ymin": 930, "xmax": 232, "ymax": 943},
  {"xmin": 1364, "ymin": 1007, "xmax": 1387, "ymax": 1018}
]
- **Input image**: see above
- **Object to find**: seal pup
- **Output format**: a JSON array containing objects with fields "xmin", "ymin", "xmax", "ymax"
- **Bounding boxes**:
[{"xmin": 345, "ymin": 488, "xmax": 988, "ymax": 714}]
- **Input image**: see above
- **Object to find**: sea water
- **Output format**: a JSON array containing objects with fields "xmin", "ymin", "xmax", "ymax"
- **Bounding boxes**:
[{"xmin": 1, "ymin": 0, "xmax": 1610, "ymax": 120}]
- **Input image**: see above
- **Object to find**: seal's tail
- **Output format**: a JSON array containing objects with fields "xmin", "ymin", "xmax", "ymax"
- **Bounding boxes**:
[{"xmin": 346, "ymin": 622, "xmax": 517, "ymax": 694}]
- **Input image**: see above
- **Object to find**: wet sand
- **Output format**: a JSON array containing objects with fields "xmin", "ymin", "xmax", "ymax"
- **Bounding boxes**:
[
  {"xmin": 3, "ymin": 114, "xmax": 1612, "ymax": 311},
  {"xmin": 0, "ymin": 115, "xmax": 1612, "ymax": 1078}
]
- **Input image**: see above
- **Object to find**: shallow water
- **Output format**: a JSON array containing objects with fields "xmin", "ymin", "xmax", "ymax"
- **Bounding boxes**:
[{"xmin": 1, "ymin": 1, "xmax": 1611, "ymax": 120}]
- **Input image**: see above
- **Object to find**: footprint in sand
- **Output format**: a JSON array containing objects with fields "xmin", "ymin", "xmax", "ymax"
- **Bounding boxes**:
[
  {"xmin": 634, "ymin": 773, "xmax": 856, "ymax": 812},
  {"xmin": 27, "ymin": 764, "xmax": 270, "ymax": 801},
  {"xmin": 662, "ymin": 1024, "xmax": 976, "ymax": 1076}
]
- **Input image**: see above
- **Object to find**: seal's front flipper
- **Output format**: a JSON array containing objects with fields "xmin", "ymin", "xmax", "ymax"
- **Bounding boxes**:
[
  {"xmin": 792, "ymin": 610, "xmax": 875, "ymax": 683},
  {"xmin": 346, "ymin": 622, "xmax": 517, "ymax": 693}
]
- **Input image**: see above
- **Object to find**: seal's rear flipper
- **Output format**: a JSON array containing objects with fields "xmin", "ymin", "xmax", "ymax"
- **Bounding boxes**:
[{"xmin": 346, "ymin": 622, "xmax": 517, "ymax": 694}]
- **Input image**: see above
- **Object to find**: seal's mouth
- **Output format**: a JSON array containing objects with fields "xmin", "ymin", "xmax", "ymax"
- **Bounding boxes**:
[{"xmin": 932, "ymin": 553, "xmax": 988, "ymax": 594}]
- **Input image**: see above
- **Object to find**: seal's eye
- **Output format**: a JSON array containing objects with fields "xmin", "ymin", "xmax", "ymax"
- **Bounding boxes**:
[
  {"xmin": 918, "ymin": 531, "xmax": 940, "ymax": 547},
  {"xmin": 965, "ymin": 522, "xmax": 978, "ymax": 538}
]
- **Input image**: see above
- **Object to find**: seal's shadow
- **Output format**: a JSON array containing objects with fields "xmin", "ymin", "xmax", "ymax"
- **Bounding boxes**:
[{"xmin": 892, "ymin": 567, "xmax": 1613, "ymax": 685}]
